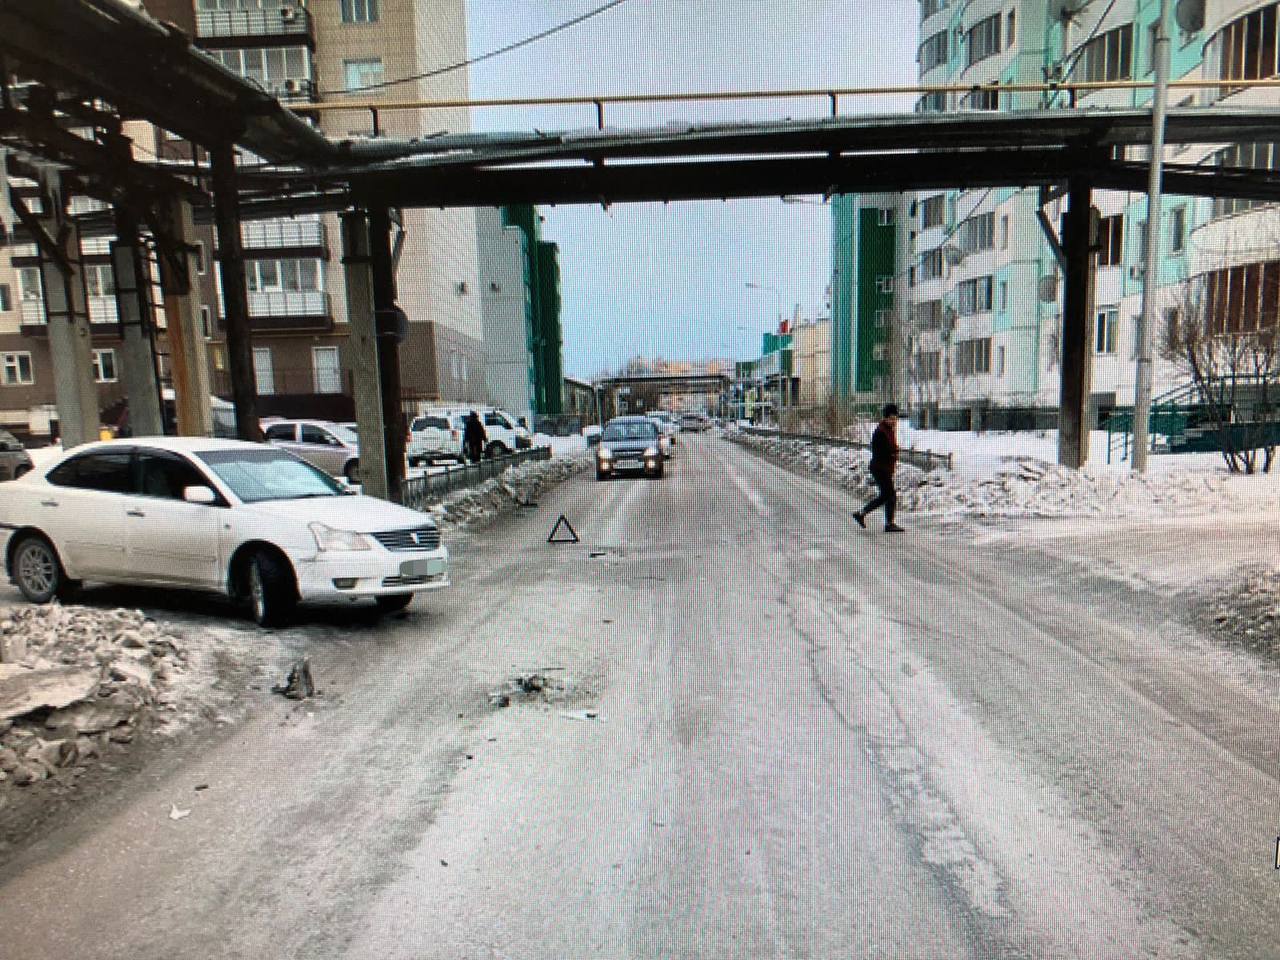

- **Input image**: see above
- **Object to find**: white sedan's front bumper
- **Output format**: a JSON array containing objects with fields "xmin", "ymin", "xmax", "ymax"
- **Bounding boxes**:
[{"xmin": 290, "ymin": 546, "xmax": 450, "ymax": 601}]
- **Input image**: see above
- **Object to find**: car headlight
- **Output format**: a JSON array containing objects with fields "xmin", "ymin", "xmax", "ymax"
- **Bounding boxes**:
[
  {"xmin": 598, "ymin": 448, "xmax": 613, "ymax": 459},
  {"xmin": 645, "ymin": 446, "xmax": 659, "ymax": 458},
  {"xmin": 309, "ymin": 522, "xmax": 372, "ymax": 552}
]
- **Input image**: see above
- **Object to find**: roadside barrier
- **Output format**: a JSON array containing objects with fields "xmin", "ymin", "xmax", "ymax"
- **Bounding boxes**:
[
  {"xmin": 738, "ymin": 427, "xmax": 953, "ymax": 472},
  {"xmin": 400, "ymin": 447, "xmax": 552, "ymax": 510}
]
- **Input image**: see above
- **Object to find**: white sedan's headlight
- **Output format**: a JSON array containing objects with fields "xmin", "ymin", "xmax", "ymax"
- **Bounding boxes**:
[
  {"xmin": 598, "ymin": 448, "xmax": 613, "ymax": 459},
  {"xmin": 644, "ymin": 446, "xmax": 659, "ymax": 458},
  {"xmin": 309, "ymin": 522, "xmax": 372, "ymax": 552}
]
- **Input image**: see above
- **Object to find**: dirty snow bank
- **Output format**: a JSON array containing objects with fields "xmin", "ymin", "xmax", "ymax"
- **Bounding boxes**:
[
  {"xmin": 731, "ymin": 431, "xmax": 1234, "ymax": 520},
  {"xmin": 421, "ymin": 455, "xmax": 590, "ymax": 529},
  {"xmin": 0, "ymin": 606, "xmax": 189, "ymax": 793}
]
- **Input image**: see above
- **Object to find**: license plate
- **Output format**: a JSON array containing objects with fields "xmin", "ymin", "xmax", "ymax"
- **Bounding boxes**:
[
  {"xmin": 617, "ymin": 458, "xmax": 640, "ymax": 467},
  {"xmin": 400, "ymin": 558, "xmax": 445, "ymax": 577}
]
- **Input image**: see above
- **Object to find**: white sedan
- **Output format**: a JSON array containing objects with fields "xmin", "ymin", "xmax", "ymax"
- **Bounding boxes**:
[{"xmin": 0, "ymin": 437, "xmax": 449, "ymax": 627}]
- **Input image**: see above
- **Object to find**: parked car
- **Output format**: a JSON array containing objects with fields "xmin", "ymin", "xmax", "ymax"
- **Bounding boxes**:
[
  {"xmin": 479, "ymin": 408, "xmax": 533, "ymax": 455},
  {"xmin": 0, "ymin": 430, "xmax": 33, "ymax": 482},
  {"xmin": 0, "ymin": 438, "xmax": 449, "ymax": 626},
  {"xmin": 596, "ymin": 417, "xmax": 664, "ymax": 480},
  {"xmin": 407, "ymin": 411, "xmax": 467, "ymax": 465},
  {"xmin": 263, "ymin": 419, "xmax": 361, "ymax": 483},
  {"xmin": 646, "ymin": 412, "xmax": 678, "ymax": 458}
]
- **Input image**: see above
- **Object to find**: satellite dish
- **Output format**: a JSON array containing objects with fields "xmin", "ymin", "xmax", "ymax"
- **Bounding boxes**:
[{"xmin": 1175, "ymin": 0, "xmax": 1205, "ymax": 34}]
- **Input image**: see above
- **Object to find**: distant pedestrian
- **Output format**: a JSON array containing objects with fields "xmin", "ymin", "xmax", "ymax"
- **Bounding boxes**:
[
  {"xmin": 464, "ymin": 410, "xmax": 487, "ymax": 463},
  {"xmin": 853, "ymin": 403, "xmax": 905, "ymax": 533}
]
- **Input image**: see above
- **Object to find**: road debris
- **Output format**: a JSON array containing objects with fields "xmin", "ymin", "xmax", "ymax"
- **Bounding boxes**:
[
  {"xmin": 168, "ymin": 803, "xmax": 191, "ymax": 821},
  {"xmin": 271, "ymin": 659, "xmax": 315, "ymax": 700},
  {"xmin": 559, "ymin": 709, "xmax": 600, "ymax": 721}
]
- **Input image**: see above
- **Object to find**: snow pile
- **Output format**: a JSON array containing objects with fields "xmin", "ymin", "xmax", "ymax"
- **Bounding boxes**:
[
  {"xmin": 0, "ymin": 606, "xmax": 187, "ymax": 791},
  {"xmin": 732, "ymin": 431, "xmax": 1233, "ymax": 520},
  {"xmin": 422, "ymin": 455, "xmax": 590, "ymax": 528}
]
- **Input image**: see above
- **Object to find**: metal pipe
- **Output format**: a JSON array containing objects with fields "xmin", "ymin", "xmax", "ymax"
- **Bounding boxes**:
[{"xmin": 1132, "ymin": 0, "xmax": 1173, "ymax": 474}]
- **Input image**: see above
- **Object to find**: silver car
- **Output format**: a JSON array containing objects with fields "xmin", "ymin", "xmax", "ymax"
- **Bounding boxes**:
[
  {"xmin": 0, "ymin": 430, "xmax": 33, "ymax": 482},
  {"xmin": 263, "ymin": 419, "xmax": 361, "ymax": 483}
]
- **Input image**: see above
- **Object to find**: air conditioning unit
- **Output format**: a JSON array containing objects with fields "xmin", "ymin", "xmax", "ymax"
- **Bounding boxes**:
[{"xmin": 279, "ymin": 6, "xmax": 297, "ymax": 21}]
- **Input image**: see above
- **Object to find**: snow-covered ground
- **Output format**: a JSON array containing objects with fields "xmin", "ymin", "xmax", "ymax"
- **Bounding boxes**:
[{"xmin": 731, "ymin": 429, "xmax": 1279, "ymax": 522}]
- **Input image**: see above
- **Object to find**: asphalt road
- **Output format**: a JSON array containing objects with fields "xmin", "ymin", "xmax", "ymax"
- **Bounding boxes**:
[{"xmin": 2, "ymin": 434, "xmax": 1280, "ymax": 959}]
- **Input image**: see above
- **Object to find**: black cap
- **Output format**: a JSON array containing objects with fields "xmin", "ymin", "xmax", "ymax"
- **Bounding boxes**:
[{"xmin": 882, "ymin": 403, "xmax": 900, "ymax": 418}]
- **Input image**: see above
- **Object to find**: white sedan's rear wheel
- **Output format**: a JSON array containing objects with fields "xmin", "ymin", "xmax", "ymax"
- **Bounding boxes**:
[{"xmin": 12, "ymin": 535, "xmax": 64, "ymax": 604}]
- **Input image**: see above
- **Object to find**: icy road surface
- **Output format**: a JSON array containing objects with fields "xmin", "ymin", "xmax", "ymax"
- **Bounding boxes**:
[{"xmin": 2, "ymin": 434, "xmax": 1279, "ymax": 959}]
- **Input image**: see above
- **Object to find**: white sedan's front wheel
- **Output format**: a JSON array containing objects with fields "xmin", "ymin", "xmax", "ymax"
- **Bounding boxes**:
[{"xmin": 245, "ymin": 551, "xmax": 297, "ymax": 628}]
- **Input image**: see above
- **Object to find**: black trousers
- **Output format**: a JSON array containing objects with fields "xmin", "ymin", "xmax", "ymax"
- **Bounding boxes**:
[{"xmin": 861, "ymin": 466, "xmax": 896, "ymax": 527}]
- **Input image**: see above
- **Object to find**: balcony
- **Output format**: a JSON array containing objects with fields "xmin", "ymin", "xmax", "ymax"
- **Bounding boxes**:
[
  {"xmin": 18, "ymin": 296, "xmax": 119, "ymax": 333},
  {"xmin": 218, "ymin": 290, "xmax": 333, "ymax": 332},
  {"xmin": 195, "ymin": 6, "xmax": 314, "ymax": 44},
  {"xmin": 238, "ymin": 218, "xmax": 327, "ymax": 254},
  {"xmin": 264, "ymin": 77, "xmax": 318, "ymax": 102}
]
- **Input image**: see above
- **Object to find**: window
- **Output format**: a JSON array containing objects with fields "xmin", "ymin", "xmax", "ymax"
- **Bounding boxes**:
[
  {"xmin": 1006, "ymin": 8, "xmax": 1015, "ymax": 48},
  {"xmin": 246, "ymin": 258, "xmax": 322, "ymax": 292},
  {"xmin": 1210, "ymin": 142, "xmax": 1280, "ymax": 216},
  {"xmin": 201, "ymin": 305, "xmax": 213, "ymax": 339},
  {"xmin": 1208, "ymin": 4, "xmax": 1280, "ymax": 92},
  {"xmin": 872, "ymin": 344, "xmax": 887, "ymax": 361},
  {"xmin": 1201, "ymin": 260, "xmax": 1280, "ymax": 334},
  {"xmin": 253, "ymin": 347, "xmax": 275, "ymax": 396},
  {"xmin": 137, "ymin": 451, "xmax": 209, "ymax": 501},
  {"xmin": 1097, "ymin": 214, "xmax": 1125, "ymax": 266},
  {"xmin": 265, "ymin": 422, "xmax": 296, "ymax": 442},
  {"xmin": 1079, "ymin": 24, "xmax": 1134, "ymax": 83},
  {"xmin": 83, "ymin": 263, "xmax": 115, "ymax": 299},
  {"xmin": 955, "ymin": 338, "xmax": 992, "ymax": 375},
  {"xmin": 343, "ymin": 57, "xmax": 384, "ymax": 92},
  {"xmin": 1169, "ymin": 206, "xmax": 1186, "ymax": 253},
  {"xmin": 997, "ymin": 345, "xmax": 1006, "ymax": 377},
  {"xmin": 914, "ymin": 299, "xmax": 944, "ymax": 329},
  {"xmin": 967, "ymin": 13, "xmax": 1002, "ymax": 67},
  {"xmin": 18, "ymin": 268, "xmax": 40, "ymax": 302},
  {"xmin": 340, "ymin": 0, "xmax": 378, "ymax": 22},
  {"xmin": 956, "ymin": 276, "xmax": 994, "ymax": 314},
  {"xmin": 1, "ymin": 352, "xmax": 33, "ymax": 386},
  {"xmin": 875, "ymin": 275, "xmax": 894, "ymax": 294},
  {"xmin": 92, "ymin": 349, "xmax": 118, "ymax": 383},
  {"xmin": 1134, "ymin": 219, "xmax": 1148, "ymax": 264},
  {"xmin": 1148, "ymin": 21, "xmax": 1161, "ymax": 74},
  {"xmin": 958, "ymin": 212, "xmax": 995, "ymax": 253},
  {"xmin": 194, "ymin": 242, "xmax": 206, "ymax": 275},
  {"xmin": 999, "ymin": 280, "xmax": 1009, "ymax": 312},
  {"xmin": 999, "ymin": 214, "xmax": 1010, "ymax": 249},
  {"xmin": 916, "ymin": 91, "xmax": 948, "ymax": 113},
  {"xmin": 878, "ymin": 208, "xmax": 895, "ymax": 226},
  {"xmin": 921, "ymin": 194, "xmax": 946, "ymax": 228},
  {"xmin": 960, "ymin": 85, "xmax": 1000, "ymax": 110},
  {"xmin": 915, "ymin": 351, "xmax": 942, "ymax": 381},
  {"xmin": 1095, "ymin": 308, "xmax": 1119, "ymax": 354},
  {"xmin": 921, "ymin": 0, "xmax": 946, "ymax": 18},
  {"xmin": 312, "ymin": 346, "xmax": 342, "ymax": 394},
  {"xmin": 48, "ymin": 452, "xmax": 133, "ymax": 494},
  {"xmin": 920, "ymin": 30, "xmax": 949, "ymax": 70},
  {"xmin": 301, "ymin": 424, "xmax": 335, "ymax": 445},
  {"xmin": 0, "ymin": 284, "xmax": 10, "ymax": 312},
  {"xmin": 211, "ymin": 46, "xmax": 310, "ymax": 96},
  {"xmin": 920, "ymin": 248, "xmax": 945, "ymax": 281},
  {"xmin": 874, "ymin": 308, "xmax": 891, "ymax": 327}
]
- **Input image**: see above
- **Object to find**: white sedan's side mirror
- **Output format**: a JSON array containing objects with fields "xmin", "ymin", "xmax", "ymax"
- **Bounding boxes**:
[{"xmin": 183, "ymin": 485, "xmax": 217, "ymax": 505}]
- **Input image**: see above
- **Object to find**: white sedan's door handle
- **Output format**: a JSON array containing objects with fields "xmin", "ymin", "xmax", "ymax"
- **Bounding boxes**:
[
  {"xmin": 126, "ymin": 508, "xmax": 146, "ymax": 518},
  {"xmin": 40, "ymin": 499, "xmax": 58, "ymax": 508}
]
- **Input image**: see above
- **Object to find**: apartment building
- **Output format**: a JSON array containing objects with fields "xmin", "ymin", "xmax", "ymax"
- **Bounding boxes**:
[
  {"xmin": 830, "ymin": 193, "xmax": 898, "ymax": 412},
  {"xmin": 906, "ymin": 0, "xmax": 1203, "ymax": 430},
  {"xmin": 0, "ymin": 0, "xmax": 486, "ymax": 439}
]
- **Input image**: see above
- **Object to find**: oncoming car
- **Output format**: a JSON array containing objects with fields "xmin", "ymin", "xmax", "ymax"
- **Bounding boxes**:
[
  {"xmin": 596, "ymin": 417, "xmax": 665, "ymax": 480},
  {"xmin": 0, "ymin": 438, "xmax": 449, "ymax": 627}
]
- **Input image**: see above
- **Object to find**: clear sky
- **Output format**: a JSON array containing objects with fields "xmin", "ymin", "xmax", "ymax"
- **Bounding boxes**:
[{"xmin": 464, "ymin": 0, "xmax": 920, "ymax": 378}]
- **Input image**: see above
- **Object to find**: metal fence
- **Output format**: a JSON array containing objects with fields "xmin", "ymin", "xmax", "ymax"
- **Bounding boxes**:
[
  {"xmin": 739, "ymin": 426, "xmax": 953, "ymax": 472},
  {"xmin": 401, "ymin": 447, "xmax": 552, "ymax": 511}
]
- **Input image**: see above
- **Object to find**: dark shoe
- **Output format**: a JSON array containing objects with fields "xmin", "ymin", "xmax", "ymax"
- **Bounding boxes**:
[
  {"xmin": 852, "ymin": 511, "xmax": 866, "ymax": 529},
  {"xmin": 884, "ymin": 523, "xmax": 905, "ymax": 533}
]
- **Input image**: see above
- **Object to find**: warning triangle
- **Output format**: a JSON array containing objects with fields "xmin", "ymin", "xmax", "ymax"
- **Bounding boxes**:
[{"xmin": 547, "ymin": 514, "xmax": 580, "ymax": 544}]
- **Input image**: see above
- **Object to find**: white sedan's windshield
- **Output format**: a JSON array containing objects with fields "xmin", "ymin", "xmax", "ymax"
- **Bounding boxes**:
[
  {"xmin": 603, "ymin": 422, "xmax": 658, "ymax": 441},
  {"xmin": 329, "ymin": 425, "xmax": 358, "ymax": 446},
  {"xmin": 196, "ymin": 448, "xmax": 344, "ymax": 503}
]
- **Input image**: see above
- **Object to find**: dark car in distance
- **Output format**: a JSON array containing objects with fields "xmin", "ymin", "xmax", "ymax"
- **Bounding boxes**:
[
  {"xmin": 0, "ymin": 430, "xmax": 33, "ymax": 482},
  {"xmin": 596, "ymin": 417, "xmax": 664, "ymax": 480}
]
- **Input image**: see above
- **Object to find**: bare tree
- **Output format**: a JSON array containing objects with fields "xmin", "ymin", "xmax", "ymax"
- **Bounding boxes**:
[{"xmin": 1161, "ymin": 271, "xmax": 1280, "ymax": 473}]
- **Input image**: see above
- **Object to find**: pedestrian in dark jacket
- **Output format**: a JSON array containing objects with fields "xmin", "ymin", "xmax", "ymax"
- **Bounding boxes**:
[
  {"xmin": 854, "ymin": 403, "xmax": 905, "ymax": 533},
  {"xmin": 464, "ymin": 410, "xmax": 487, "ymax": 463}
]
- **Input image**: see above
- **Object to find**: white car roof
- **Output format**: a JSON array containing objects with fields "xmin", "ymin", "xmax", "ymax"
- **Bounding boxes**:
[{"xmin": 58, "ymin": 437, "xmax": 269, "ymax": 456}]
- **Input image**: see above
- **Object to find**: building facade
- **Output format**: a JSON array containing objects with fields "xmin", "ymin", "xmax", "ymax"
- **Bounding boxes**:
[
  {"xmin": 905, "ymin": 0, "xmax": 1204, "ymax": 431},
  {"xmin": 830, "ymin": 193, "xmax": 898, "ymax": 413},
  {"xmin": 499, "ymin": 206, "xmax": 564, "ymax": 416},
  {"xmin": 793, "ymin": 317, "xmax": 832, "ymax": 410},
  {"xmin": 1, "ymin": 0, "xmax": 487, "ymax": 439},
  {"xmin": 476, "ymin": 206, "xmax": 537, "ymax": 422}
]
